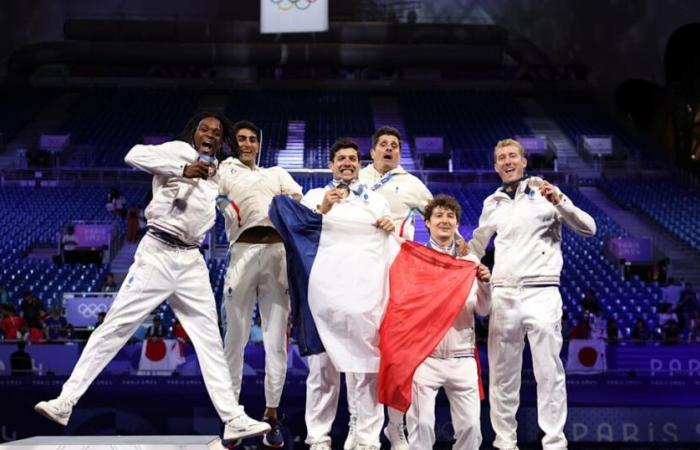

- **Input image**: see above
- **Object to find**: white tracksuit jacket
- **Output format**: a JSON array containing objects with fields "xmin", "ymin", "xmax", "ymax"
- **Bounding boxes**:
[
  {"xmin": 359, "ymin": 164, "xmax": 433, "ymax": 240},
  {"xmin": 468, "ymin": 179, "xmax": 596, "ymax": 450},
  {"xmin": 468, "ymin": 180, "xmax": 596, "ymax": 286}
]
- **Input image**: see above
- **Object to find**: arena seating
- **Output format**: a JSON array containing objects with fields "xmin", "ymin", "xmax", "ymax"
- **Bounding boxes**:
[
  {"xmin": 0, "ymin": 88, "xmax": 57, "ymax": 145},
  {"xmin": 435, "ymin": 182, "xmax": 663, "ymax": 338},
  {"xmin": 400, "ymin": 92, "xmax": 531, "ymax": 169},
  {"xmin": 59, "ymin": 89, "xmax": 198, "ymax": 166},
  {"xmin": 0, "ymin": 186, "xmax": 145, "ymax": 309},
  {"xmin": 598, "ymin": 178, "xmax": 700, "ymax": 252}
]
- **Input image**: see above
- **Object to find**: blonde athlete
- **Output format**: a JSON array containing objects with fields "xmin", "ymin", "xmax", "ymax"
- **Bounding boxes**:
[{"xmin": 469, "ymin": 139, "xmax": 596, "ymax": 450}]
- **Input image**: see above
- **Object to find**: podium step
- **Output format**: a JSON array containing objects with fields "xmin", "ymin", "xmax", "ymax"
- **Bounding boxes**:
[{"xmin": 0, "ymin": 435, "xmax": 226, "ymax": 450}]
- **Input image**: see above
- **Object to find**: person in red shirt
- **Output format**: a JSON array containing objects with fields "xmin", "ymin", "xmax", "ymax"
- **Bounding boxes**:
[
  {"xmin": 1, "ymin": 306, "xmax": 24, "ymax": 340},
  {"xmin": 171, "ymin": 318, "xmax": 190, "ymax": 343}
]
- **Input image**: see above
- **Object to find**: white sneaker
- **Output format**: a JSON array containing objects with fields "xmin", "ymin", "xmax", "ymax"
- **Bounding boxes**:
[
  {"xmin": 34, "ymin": 398, "xmax": 72, "ymax": 426},
  {"xmin": 384, "ymin": 421, "xmax": 409, "ymax": 450},
  {"xmin": 223, "ymin": 414, "xmax": 271, "ymax": 445},
  {"xmin": 310, "ymin": 442, "xmax": 332, "ymax": 450},
  {"xmin": 343, "ymin": 415, "xmax": 357, "ymax": 450},
  {"xmin": 356, "ymin": 446, "xmax": 380, "ymax": 450}
]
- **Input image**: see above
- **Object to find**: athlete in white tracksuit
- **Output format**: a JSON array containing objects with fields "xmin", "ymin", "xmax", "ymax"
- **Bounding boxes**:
[
  {"xmin": 302, "ymin": 138, "xmax": 395, "ymax": 450},
  {"xmin": 468, "ymin": 139, "xmax": 596, "ymax": 450},
  {"xmin": 351, "ymin": 126, "xmax": 433, "ymax": 450},
  {"xmin": 217, "ymin": 121, "xmax": 303, "ymax": 445},
  {"xmin": 34, "ymin": 114, "xmax": 270, "ymax": 446},
  {"xmin": 406, "ymin": 194, "xmax": 491, "ymax": 450}
]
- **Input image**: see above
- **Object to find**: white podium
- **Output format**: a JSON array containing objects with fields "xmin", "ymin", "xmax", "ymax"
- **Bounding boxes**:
[{"xmin": 0, "ymin": 435, "xmax": 227, "ymax": 450}]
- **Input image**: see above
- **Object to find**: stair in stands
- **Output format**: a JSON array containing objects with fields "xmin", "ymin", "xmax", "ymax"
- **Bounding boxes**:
[
  {"xmin": 110, "ymin": 241, "xmax": 140, "ymax": 282},
  {"xmin": 276, "ymin": 120, "xmax": 305, "ymax": 169},
  {"xmin": 520, "ymin": 98, "xmax": 597, "ymax": 177},
  {"xmin": 371, "ymin": 96, "xmax": 416, "ymax": 171}
]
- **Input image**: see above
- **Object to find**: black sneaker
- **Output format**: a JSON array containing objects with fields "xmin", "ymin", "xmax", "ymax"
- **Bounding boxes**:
[{"xmin": 261, "ymin": 415, "xmax": 284, "ymax": 448}]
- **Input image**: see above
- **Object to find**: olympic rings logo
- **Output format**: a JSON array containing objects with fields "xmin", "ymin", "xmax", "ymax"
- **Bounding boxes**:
[
  {"xmin": 270, "ymin": 0, "xmax": 318, "ymax": 11},
  {"xmin": 77, "ymin": 303, "xmax": 109, "ymax": 318}
]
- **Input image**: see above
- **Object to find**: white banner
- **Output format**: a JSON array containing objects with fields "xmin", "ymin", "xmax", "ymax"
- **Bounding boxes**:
[
  {"xmin": 260, "ymin": 0, "xmax": 329, "ymax": 34},
  {"xmin": 415, "ymin": 137, "xmax": 444, "ymax": 154},
  {"xmin": 40, "ymin": 134, "xmax": 70, "ymax": 153},
  {"xmin": 583, "ymin": 135, "xmax": 613, "ymax": 156}
]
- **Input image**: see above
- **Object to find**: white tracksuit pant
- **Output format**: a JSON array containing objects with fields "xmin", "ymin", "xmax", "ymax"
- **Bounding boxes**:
[
  {"xmin": 59, "ymin": 235, "xmax": 243, "ymax": 421},
  {"xmin": 305, "ymin": 353, "xmax": 383, "ymax": 447},
  {"xmin": 406, "ymin": 356, "xmax": 481, "ymax": 450},
  {"xmin": 347, "ymin": 377, "xmax": 404, "ymax": 429},
  {"xmin": 223, "ymin": 242, "xmax": 290, "ymax": 408},
  {"xmin": 488, "ymin": 286, "xmax": 567, "ymax": 450}
]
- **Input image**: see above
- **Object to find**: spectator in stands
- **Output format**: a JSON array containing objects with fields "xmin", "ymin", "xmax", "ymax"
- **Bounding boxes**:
[
  {"xmin": 61, "ymin": 225, "xmax": 79, "ymax": 264},
  {"xmin": 102, "ymin": 273, "xmax": 118, "ymax": 292},
  {"xmin": 93, "ymin": 311, "xmax": 106, "ymax": 329},
  {"xmin": 560, "ymin": 311, "xmax": 572, "ymax": 341},
  {"xmin": 676, "ymin": 282, "xmax": 699, "ymax": 330},
  {"xmin": 605, "ymin": 319, "xmax": 621, "ymax": 346},
  {"xmin": 146, "ymin": 316, "xmax": 165, "ymax": 340},
  {"xmin": 63, "ymin": 324, "xmax": 76, "ymax": 343},
  {"xmin": 0, "ymin": 284, "xmax": 9, "ymax": 307},
  {"xmin": 106, "ymin": 187, "xmax": 125, "ymax": 217},
  {"xmin": 468, "ymin": 138, "xmax": 596, "ymax": 450},
  {"xmin": 569, "ymin": 313, "xmax": 590, "ymax": 340},
  {"xmin": 1, "ymin": 305, "xmax": 24, "ymax": 340},
  {"xmin": 687, "ymin": 311, "xmax": 700, "ymax": 343},
  {"xmin": 126, "ymin": 204, "xmax": 141, "ymax": 241},
  {"xmin": 655, "ymin": 258, "xmax": 670, "ymax": 284},
  {"xmin": 630, "ymin": 318, "xmax": 649, "ymax": 345},
  {"xmin": 20, "ymin": 291, "xmax": 44, "ymax": 329},
  {"xmin": 661, "ymin": 319, "xmax": 681, "ymax": 345},
  {"xmin": 581, "ymin": 288, "xmax": 600, "ymax": 313},
  {"xmin": 657, "ymin": 302, "xmax": 679, "ymax": 327},
  {"xmin": 588, "ymin": 306, "xmax": 605, "ymax": 340},
  {"xmin": 28, "ymin": 325, "xmax": 46, "ymax": 343},
  {"xmin": 44, "ymin": 309, "xmax": 67, "ymax": 341},
  {"xmin": 171, "ymin": 318, "xmax": 190, "ymax": 343},
  {"xmin": 249, "ymin": 315, "xmax": 263, "ymax": 344},
  {"xmin": 661, "ymin": 277, "xmax": 683, "ymax": 309},
  {"xmin": 10, "ymin": 341, "xmax": 32, "ymax": 375}
]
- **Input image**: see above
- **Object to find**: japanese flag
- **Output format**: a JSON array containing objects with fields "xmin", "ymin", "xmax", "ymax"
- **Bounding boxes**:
[{"xmin": 566, "ymin": 339, "xmax": 607, "ymax": 374}]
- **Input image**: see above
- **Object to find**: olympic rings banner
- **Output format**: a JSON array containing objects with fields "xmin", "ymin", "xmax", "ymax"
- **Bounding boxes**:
[
  {"xmin": 260, "ymin": 0, "xmax": 328, "ymax": 34},
  {"xmin": 65, "ymin": 294, "xmax": 116, "ymax": 327}
]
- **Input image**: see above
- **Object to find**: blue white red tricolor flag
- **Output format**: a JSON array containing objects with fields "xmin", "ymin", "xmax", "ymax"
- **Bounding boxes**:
[{"xmin": 269, "ymin": 196, "xmax": 478, "ymax": 410}]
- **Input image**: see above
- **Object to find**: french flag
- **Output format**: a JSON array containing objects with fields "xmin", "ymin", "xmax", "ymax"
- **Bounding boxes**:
[{"xmin": 269, "ymin": 196, "xmax": 477, "ymax": 409}]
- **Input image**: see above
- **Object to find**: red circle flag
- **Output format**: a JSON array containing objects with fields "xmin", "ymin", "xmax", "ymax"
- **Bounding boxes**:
[{"xmin": 578, "ymin": 346, "xmax": 598, "ymax": 367}]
